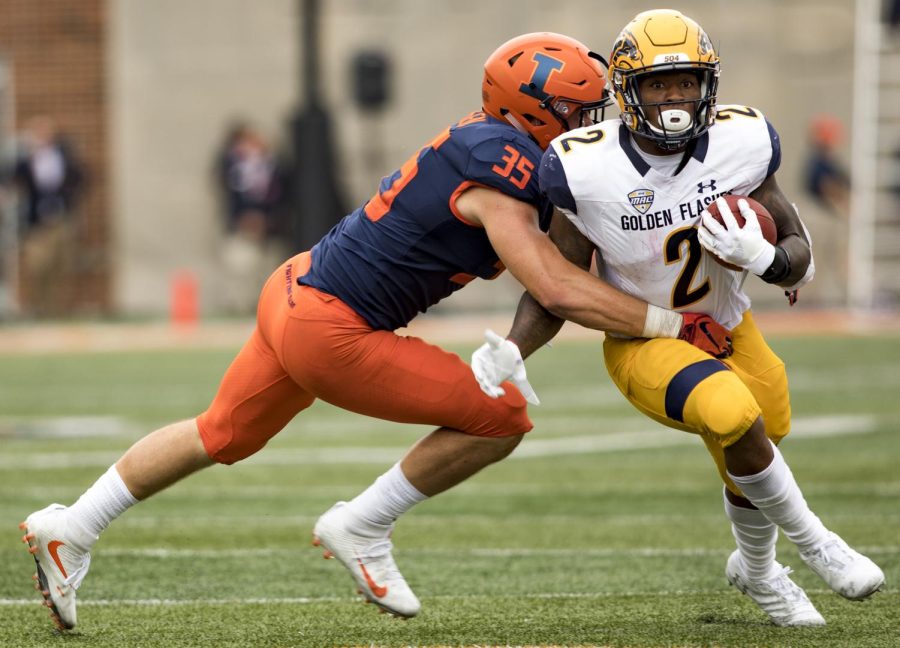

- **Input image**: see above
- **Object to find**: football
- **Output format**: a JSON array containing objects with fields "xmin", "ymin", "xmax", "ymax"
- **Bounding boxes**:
[{"xmin": 704, "ymin": 195, "xmax": 778, "ymax": 271}]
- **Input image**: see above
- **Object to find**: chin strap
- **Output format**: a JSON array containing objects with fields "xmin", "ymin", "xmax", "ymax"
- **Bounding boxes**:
[{"xmin": 503, "ymin": 113, "xmax": 531, "ymax": 137}]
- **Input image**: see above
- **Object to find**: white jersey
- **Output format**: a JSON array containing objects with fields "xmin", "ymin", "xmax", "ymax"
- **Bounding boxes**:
[{"xmin": 540, "ymin": 105, "xmax": 781, "ymax": 331}]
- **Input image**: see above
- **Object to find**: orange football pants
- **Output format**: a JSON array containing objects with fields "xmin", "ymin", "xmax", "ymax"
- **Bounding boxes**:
[{"xmin": 197, "ymin": 252, "xmax": 533, "ymax": 464}]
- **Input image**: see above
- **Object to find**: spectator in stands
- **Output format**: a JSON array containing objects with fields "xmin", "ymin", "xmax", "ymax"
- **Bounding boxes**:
[
  {"xmin": 804, "ymin": 114, "xmax": 851, "ymax": 218},
  {"xmin": 215, "ymin": 122, "xmax": 289, "ymax": 314},
  {"xmin": 802, "ymin": 114, "xmax": 851, "ymax": 304},
  {"xmin": 12, "ymin": 115, "xmax": 84, "ymax": 318}
]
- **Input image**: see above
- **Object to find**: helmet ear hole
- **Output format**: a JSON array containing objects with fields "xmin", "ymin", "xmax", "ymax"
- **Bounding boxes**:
[{"xmin": 522, "ymin": 114, "xmax": 546, "ymax": 127}]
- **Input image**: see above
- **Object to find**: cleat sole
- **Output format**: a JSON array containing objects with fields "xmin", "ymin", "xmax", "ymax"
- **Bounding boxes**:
[{"xmin": 19, "ymin": 521, "xmax": 74, "ymax": 631}]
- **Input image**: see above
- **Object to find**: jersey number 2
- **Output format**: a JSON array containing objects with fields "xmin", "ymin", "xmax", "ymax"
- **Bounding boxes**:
[{"xmin": 665, "ymin": 227, "xmax": 710, "ymax": 308}]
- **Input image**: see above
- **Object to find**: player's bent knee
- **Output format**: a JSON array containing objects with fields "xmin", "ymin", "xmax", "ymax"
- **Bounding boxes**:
[
  {"xmin": 196, "ymin": 409, "xmax": 270, "ymax": 465},
  {"xmin": 486, "ymin": 432, "xmax": 525, "ymax": 460},
  {"xmin": 466, "ymin": 393, "xmax": 533, "ymax": 438},
  {"xmin": 684, "ymin": 371, "xmax": 761, "ymax": 448}
]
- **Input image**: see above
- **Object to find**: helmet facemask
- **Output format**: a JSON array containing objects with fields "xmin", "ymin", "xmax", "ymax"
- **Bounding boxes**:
[
  {"xmin": 539, "ymin": 92, "xmax": 613, "ymax": 133},
  {"xmin": 617, "ymin": 63, "xmax": 719, "ymax": 150}
]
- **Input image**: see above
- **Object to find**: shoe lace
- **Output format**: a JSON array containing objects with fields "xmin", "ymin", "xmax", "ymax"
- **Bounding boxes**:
[
  {"xmin": 807, "ymin": 537, "xmax": 851, "ymax": 571},
  {"xmin": 63, "ymin": 552, "xmax": 92, "ymax": 590},
  {"xmin": 766, "ymin": 566, "xmax": 808, "ymax": 604}
]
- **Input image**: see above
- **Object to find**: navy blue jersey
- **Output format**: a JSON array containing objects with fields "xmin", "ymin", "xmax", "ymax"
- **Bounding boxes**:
[{"xmin": 300, "ymin": 112, "xmax": 553, "ymax": 330}]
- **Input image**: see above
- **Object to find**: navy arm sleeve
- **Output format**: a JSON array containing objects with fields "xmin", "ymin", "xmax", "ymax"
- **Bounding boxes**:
[
  {"xmin": 765, "ymin": 119, "xmax": 782, "ymax": 178},
  {"xmin": 538, "ymin": 146, "xmax": 577, "ymax": 214}
]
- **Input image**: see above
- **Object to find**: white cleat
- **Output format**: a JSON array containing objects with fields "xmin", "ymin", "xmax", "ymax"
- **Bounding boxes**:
[
  {"xmin": 19, "ymin": 504, "xmax": 93, "ymax": 631},
  {"xmin": 800, "ymin": 532, "xmax": 885, "ymax": 600},
  {"xmin": 312, "ymin": 502, "xmax": 420, "ymax": 618},
  {"xmin": 726, "ymin": 550, "xmax": 826, "ymax": 627}
]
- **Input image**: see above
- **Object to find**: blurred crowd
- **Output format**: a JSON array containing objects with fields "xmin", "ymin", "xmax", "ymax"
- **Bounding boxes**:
[
  {"xmin": 1, "ymin": 116, "xmax": 84, "ymax": 318},
  {"xmin": 1, "ymin": 117, "xmax": 298, "ymax": 319},
  {"xmin": 214, "ymin": 121, "xmax": 293, "ymax": 314}
]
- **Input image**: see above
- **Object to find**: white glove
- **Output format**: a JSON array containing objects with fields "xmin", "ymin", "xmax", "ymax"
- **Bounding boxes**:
[
  {"xmin": 698, "ymin": 197, "xmax": 776, "ymax": 276},
  {"xmin": 470, "ymin": 329, "xmax": 540, "ymax": 405}
]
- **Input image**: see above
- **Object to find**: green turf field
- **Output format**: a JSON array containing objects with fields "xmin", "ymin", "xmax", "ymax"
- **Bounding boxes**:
[{"xmin": 1, "ymin": 334, "xmax": 898, "ymax": 647}]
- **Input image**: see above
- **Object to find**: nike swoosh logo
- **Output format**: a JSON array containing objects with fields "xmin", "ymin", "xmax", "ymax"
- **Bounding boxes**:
[
  {"xmin": 698, "ymin": 322, "xmax": 732, "ymax": 358},
  {"xmin": 357, "ymin": 560, "xmax": 388, "ymax": 598},
  {"xmin": 47, "ymin": 540, "xmax": 69, "ymax": 579}
]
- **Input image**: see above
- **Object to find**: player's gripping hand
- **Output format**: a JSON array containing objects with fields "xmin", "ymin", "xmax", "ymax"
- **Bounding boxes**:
[
  {"xmin": 679, "ymin": 313, "xmax": 733, "ymax": 359},
  {"xmin": 698, "ymin": 197, "xmax": 776, "ymax": 275},
  {"xmin": 470, "ymin": 329, "xmax": 540, "ymax": 405}
]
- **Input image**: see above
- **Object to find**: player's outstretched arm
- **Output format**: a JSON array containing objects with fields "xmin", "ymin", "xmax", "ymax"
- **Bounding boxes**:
[
  {"xmin": 456, "ymin": 186, "xmax": 652, "ymax": 338},
  {"xmin": 502, "ymin": 207, "xmax": 730, "ymax": 359},
  {"xmin": 505, "ymin": 212, "xmax": 591, "ymax": 358},
  {"xmin": 461, "ymin": 187, "xmax": 732, "ymax": 402}
]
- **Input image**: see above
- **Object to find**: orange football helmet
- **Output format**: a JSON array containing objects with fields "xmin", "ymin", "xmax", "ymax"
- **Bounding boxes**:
[{"xmin": 482, "ymin": 33, "xmax": 611, "ymax": 149}]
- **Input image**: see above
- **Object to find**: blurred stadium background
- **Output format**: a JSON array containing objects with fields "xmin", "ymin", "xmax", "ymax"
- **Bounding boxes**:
[{"xmin": 0, "ymin": 0, "xmax": 898, "ymax": 322}]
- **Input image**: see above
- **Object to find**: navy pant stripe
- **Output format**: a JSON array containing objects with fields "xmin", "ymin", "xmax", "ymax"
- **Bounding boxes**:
[{"xmin": 664, "ymin": 359, "xmax": 727, "ymax": 422}]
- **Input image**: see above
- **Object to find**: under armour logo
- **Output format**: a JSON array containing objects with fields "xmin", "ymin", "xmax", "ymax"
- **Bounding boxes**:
[{"xmin": 697, "ymin": 179, "xmax": 717, "ymax": 193}]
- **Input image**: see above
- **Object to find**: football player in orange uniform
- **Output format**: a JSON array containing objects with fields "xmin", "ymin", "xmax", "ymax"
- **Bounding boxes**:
[
  {"xmin": 473, "ymin": 10, "xmax": 884, "ymax": 628},
  {"xmin": 19, "ymin": 32, "xmax": 731, "ymax": 630}
]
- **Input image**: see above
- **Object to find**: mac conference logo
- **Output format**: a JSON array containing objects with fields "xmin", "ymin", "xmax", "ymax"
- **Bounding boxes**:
[{"xmin": 628, "ymin": 189, "xmax": 654, "ymax": 214}]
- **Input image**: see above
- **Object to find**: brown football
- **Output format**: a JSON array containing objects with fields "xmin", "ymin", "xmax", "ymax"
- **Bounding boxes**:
[{"xmin": 704, "ymin": 195, "xmax": 778, "ymax": 271}]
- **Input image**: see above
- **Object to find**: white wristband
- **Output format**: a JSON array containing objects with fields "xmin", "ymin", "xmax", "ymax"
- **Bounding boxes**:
[
  {"xmin": 642, "ymin": 304, "xmax": 683, "ymax": 339},
  {"xmin": 747, "ymin": 241, "xmax": 777, "ymax": 276}
]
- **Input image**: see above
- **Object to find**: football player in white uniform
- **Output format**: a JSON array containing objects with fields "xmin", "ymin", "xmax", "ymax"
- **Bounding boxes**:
[{"xmin": 472, "ymin": 9, "xmax": 884, "ymax": 627}]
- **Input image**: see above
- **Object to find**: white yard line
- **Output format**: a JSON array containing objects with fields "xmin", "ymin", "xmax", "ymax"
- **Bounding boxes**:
[
  {"xmin": 90, "ymin": 545, "xmax": 900, "ymax": 559},
  {"xmin": 1, "ymin": 584, "xmax": 895, "ymax": 608},
  {"xmin": 0, "ymin": 415, "xmax": 880, "ymax": 470},
  {"xmin": 98, "ymin": 511, "xmax": 899, "ymax": 531}
]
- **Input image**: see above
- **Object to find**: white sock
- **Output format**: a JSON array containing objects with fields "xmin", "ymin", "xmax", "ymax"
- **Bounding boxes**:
[
  {"xmin": 728, "ymin": 443, "xmax": 829, "ymax": 551},
  {"xmin": 344, "ymin": 463, "xmax": 428, "ymax": 535},
  {"xmin": 67, "ymin": 464, "xmax": 139, "ymax": 547},
  {"xmin": 723, "ymin": 488, "xmax": 779, "ymax": 580}
]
